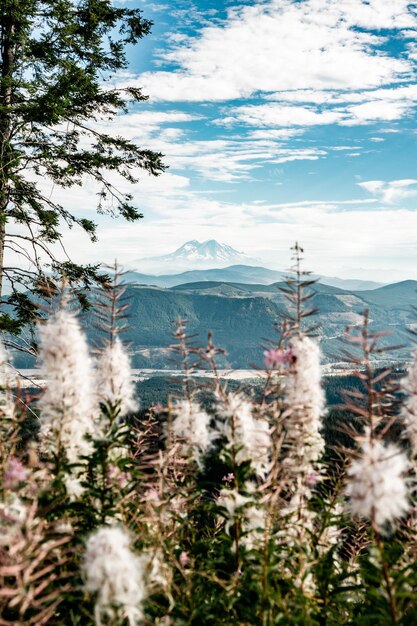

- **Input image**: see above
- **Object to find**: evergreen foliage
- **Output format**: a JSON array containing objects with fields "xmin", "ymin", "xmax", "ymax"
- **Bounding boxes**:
[{"xmin": 0, "ymin": 0, "xmax": 165, "ymax": 332}]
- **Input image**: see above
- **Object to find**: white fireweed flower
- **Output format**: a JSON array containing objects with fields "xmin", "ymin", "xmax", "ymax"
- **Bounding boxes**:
[
  {"xmin": 322, "ymin": 501, "xmax": 344, "ymax": 546},
  {"xmin": 401, "ymin": 350, "xmax": 417, "ymax": 454},
  {"xmin": 0, "ymin": 493, "xmax": 27, "ymax": 526},
  {"xmin": 96, "ymin": 337, "xmax": 137, "ymax": 421},
  {"xmin": 345, "ymin": 436, "xmax": 410, "ymax": 532},
  {"xmin": 218, "ymin": 485, "xmax": 266, "ymax": 551},
  {"xmin": 283, "ymin": 335, "xmax": 325, "ymax": 476},
  {"xmin": 83, "ymin": 525, "xmax": 146, "ymax": 626},
  {"xmin": 171, "ymin": 399, "xmax": 212, "ymax": 460},
  {"xmin": 0, "ymin": 494, "xmax": 28, "ymax": 546},
  {"xmin": 0, "ymin": 339, "xmax": 15, "ymax": 420},
  {"xmin": 217, "ymin": 392, "xmax": 271, "ymax": 478},
  {"xmin": 38, "ymin": 310, "xmax": 97, "ymax": 464},
  {"xmin": 63, "ymin": 475, "xmax": 85, "ymax": 500},
  {"xmin": 280, "ymin": 485, "xmax": 317, "ymax": 546},
  {"xmin": 146, "ymin": 549, "xmax": 172, "ymax": 593}
]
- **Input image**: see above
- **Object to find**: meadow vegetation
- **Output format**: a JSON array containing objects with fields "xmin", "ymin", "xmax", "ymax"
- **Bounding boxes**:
[{"xmin": 1, "ymin": 248, "xmax": 417, "ymax": 625}]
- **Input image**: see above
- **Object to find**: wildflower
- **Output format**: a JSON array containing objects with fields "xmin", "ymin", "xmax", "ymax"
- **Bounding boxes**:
[
  {"xmin": 0, "ymin": 494, "xmax": 27, "ymax": 526},
  {"xmin": 64, "ymin": 475, "xmax": 85, "ymax": 500},
  {"xmin": 264, "ymin": 347, "xmax": 293, "ymax": 369},
  {"xmin": 146, "ymin": 487, "xmax": 161, "ymax": 504},
  {"xmin": 273, "ymin": 336, "xmax": 324, "ymax": 546},
  {"xmin": 179, "ymin": 551, "xmax": 189, "ymax": 567},
  {"xmin": 96, "ymin": 337, "xmax": 138, "ymax": 421},
  {"xmin": 401, "ymin": 350, "xmax": 417, "ymax": 454},
  {"xmin": 107, "ymin": 464, "xmax": 130, "ymax": 489},
  {"xmin": 0, "ymin": 494, "xmax": 27, "ymax": 545},
  {"xmin": 83, "ymin": 525, "xmax": 146, "ymax": 626},
  {"xmin": 283, "ymin": 335, "xmax": 325, "ymax": 476},
  {"xmin": 170, "ymin": 400, "xmax": 213, "ymax": 461},
  {"xmin": 279, "ymin": 487, "xmax": 316, "ymax": 545},
  {"xmin": 218, "ymin": 486, "xmax": 266, "ymax": 551},
  {"xmin": 144, "ymin": 488, "xmax": 187, "ymax": 529},
  {"xmin": 54, "ymin": 520, "xmax": 74, "ymax": 534},
  {"xmin": 217, "ymin": 392, "xmax": 271, "ymax": 478},
  {"xmin": 319, "ymin": 501, "xmax": 344, "ymax": 553},
  {"xmin": 3, "ymin": 458, "xmax": 28, "ymax": 489},
  {"xmin": 38, "ymin": 310, "xmax": 97, "ymax": 465},
  {"xmin": 0, "ymin": 340, "xmax": 15, "ymax": 421},
  {"xmin": 205, "ymin": 345, "xmax": 216, "ymax": 360},
  {"xmin": 146, "ymin": 550, "xmax": 172, "ymax": 592},
  {"xmin": 345, "ymin": 436, "xmax": 410, "ymax": 533},
  {"xmin": 306, "ymin": 471, "xmax": 320, "ymax": 487}
]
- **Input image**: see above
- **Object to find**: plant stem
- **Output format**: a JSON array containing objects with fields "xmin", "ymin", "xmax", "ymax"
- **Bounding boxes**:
[{"xmin": 373, "ymin": 525, "xmax": 398, "ymax": 626}]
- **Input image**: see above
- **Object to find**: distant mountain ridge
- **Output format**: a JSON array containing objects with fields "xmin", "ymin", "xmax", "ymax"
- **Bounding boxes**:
[
  {"xmin": 106, "ymin": 277, "xmax": 417, "ymax": 369},
  {"xmin": 11, "ymin": 277, "xmax": 417, "ymax": 370},
  {"xmin": 124, "ymin": 264, "xmax": 383, "ymax": 292},
  {"xmin": 131, "ymin": 239, "xmax": 384, "ymax": 289}
]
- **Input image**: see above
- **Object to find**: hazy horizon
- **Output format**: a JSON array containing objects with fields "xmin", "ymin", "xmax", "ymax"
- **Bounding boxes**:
[{"xmin": 127, "ymin": 239, "xmax": 417, "ymax": 284}]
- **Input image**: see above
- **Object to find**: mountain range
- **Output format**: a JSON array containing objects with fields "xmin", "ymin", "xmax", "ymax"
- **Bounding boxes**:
[
  {"xmin": 124, "ymin": 264, "xmax": 382, "ymax": 292},
  {"xmin": 79, "ymin": 278, "xmax": 417, "ymax": 370},
  {"xmin": 11, "ymin": 276, "xmax": 417, "ymax": 370},
  {"xmin": 8, "ymin": 239, "xmax": 416, "ymax": 370},
  {"xmin": 130, "ymin": 240, "xmax": 383, "ymax": 290}
]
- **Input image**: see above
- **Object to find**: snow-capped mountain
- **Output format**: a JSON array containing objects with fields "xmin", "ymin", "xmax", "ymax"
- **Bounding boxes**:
[
  {"xmin": 166, "ymin": 240, "xmax": 257, "ymax": 263},
  {"xmin": 134, "ymin": 240, "xmax": 261, "ymax": 273}
]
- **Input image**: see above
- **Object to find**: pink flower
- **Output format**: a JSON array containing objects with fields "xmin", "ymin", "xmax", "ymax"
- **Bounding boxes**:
[
  {"xmin": 222, "ymin": 473, "xmax": 235, "ymax": 485},
  {"xmin": 4, "ymin": 458, "xmax": 28, "ymax": 489},
  {"xmin": 179, "ymin": 551, "xmax": 189, "ymax": 567},
  {"xmin": 107, "ymin": 464, "xmax": 130, "ymax": 489},
  {"xmin": 205, "ymin": 346, "xmax": 216, "ymax": 359},
  {"xmin": 306, "ymin": 472, "xmax": 319, "ymax": 487},
  {"xmin": 146, "ymin": 488, "xmax": 161, "ymax": 503},
  {"xmin": 263, "ymin": 348, "xmax": 294, "ymax": 369}
]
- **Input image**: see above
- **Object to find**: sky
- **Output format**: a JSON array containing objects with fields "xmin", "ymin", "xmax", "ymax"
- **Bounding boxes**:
[{"xmin": 55, "ymin": 0, "xmax": 417, "ymax": 280}]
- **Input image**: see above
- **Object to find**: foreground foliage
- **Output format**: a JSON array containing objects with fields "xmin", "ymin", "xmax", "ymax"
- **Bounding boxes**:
[{"xmin": 1, "ymin": 251, "xmax": 417, "ymax": 625}]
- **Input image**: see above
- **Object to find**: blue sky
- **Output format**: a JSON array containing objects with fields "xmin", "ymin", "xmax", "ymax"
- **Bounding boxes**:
[{"xmin": 56, "ymin": 0, "xmax": 417, "ymax": 280}]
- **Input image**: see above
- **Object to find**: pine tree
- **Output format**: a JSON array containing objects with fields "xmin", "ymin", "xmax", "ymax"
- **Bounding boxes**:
[{"xmin": 0, "ymin": 0, "xmax": 165, "ymax": 332}]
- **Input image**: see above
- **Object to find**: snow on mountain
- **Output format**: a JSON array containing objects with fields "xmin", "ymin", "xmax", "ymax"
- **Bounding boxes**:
[{"xmin": 134, "ymin": 240, "xmax": 261, "ymax": 272}]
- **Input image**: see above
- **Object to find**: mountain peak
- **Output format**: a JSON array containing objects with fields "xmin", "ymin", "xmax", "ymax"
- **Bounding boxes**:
[
  {"xmin": 134, "ymin": 240, "xmax": 260, "ymax": 273},
  {"xmin": 172, "ymin": 240, "xmax": 243, "ymax": 259}
]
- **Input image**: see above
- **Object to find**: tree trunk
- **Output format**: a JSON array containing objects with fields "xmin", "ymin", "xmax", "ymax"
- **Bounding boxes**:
[
  {"xmin": 0, "ymin": 4, "xmax": 15, "ymax": 299},
  {"xmin": 0, "ymin": 219, "xmax": 5, "ymax": 298}
]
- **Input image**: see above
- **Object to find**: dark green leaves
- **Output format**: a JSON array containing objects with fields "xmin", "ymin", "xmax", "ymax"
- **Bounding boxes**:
[{"xmin": 0, "ymin": 0, "xmax": 165, "ymax": 331}]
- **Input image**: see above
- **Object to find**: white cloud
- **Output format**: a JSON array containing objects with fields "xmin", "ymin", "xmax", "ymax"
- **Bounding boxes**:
[
  {"xmin": 118, "ymin": 111, "xmax": 200, "ymax": 125},
  {"xmin": 334, "ymin": 84, "xmax": 417, "ymax": 105},
  {"xmin": 331, "ymin": 145, "xmax": 360, "ymax": 151},
  {"xmin": 138, "ymin": 0, "xmax": 415, "ymax": 102},
  {"xmin": 270, "ymin": 148, "xmax": 327, "ymax": 164},
  {"xmin": 358, "ymin": 179, "xmax": 417, "ymax": 204},
  {"xmin": 219, "ymin": 95, "xmax": 417, "ymax": 129},
  {"xmin": 248, "ymin": 129, "xmax": 304, "ymax": 140},
  {"xmin": 265, "ymin": 84, "xmax": 417, "ymax": 105},
  {"xmin": 221, "ymin": 104, "xmax": 345, "ymax": 127},
  {"xmin": 341, "ymin": 100, "xmax": 413, "ymax": 125},
  {"xmin": 92, "ymin": 110, "xmax": 201, "ymax": 142}
]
